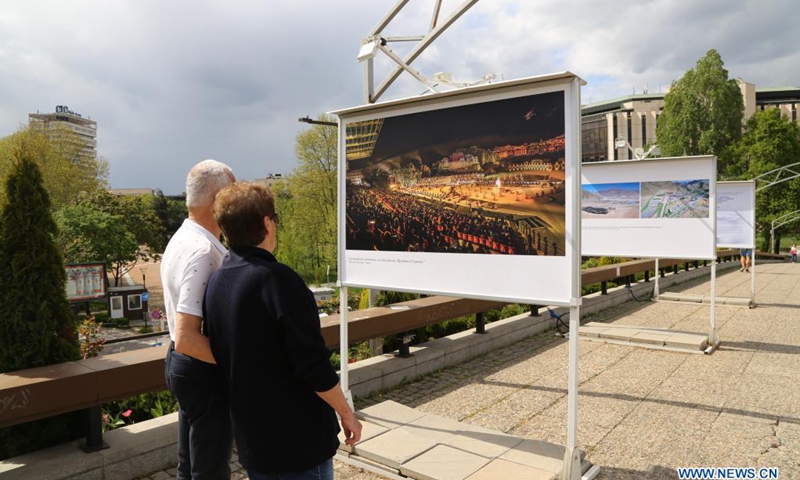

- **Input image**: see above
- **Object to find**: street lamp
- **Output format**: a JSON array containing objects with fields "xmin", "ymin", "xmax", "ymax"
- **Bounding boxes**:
[
  {"xmin": 141, "ymin": 266, "xmax": 147, "ymax": 287},
  {"xmin": 298, "ymin": 116, "xmax": 337, "ymax": 127}
]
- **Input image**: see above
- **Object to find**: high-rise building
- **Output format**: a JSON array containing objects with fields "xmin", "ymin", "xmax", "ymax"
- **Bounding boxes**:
[{"xmin": 29, "ymin": 105, "xmax": 97, "ymax": 160}]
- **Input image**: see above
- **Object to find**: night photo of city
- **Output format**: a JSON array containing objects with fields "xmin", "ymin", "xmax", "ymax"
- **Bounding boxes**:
[{"xmin": 345, "ymin": 91, "xmax": 567, "ymax": 256}]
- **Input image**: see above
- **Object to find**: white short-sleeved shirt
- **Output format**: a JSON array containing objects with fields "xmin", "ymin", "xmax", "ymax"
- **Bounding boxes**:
[{"xmin": 160, "ymin": 219, "xmax": 227, "ymax": 342}]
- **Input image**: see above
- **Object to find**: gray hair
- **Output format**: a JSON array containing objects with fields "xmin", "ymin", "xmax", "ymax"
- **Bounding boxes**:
[{"xmin": 185, "ymin": 159, "xmax": 235, "ymax": 208}]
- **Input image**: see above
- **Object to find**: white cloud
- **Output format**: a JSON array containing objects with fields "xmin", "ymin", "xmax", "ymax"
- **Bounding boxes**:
[{"xmin": 0, "ymin": 0, "xmax": 797, "ymax": 192}]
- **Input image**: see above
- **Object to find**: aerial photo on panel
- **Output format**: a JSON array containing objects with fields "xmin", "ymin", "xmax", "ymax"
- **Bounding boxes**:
[
  {"xmin": 640, "ymin": 179, "xmax": 710, "ymax": 219},
  {"xmin": 345, "ymin": 90, "xmax": 567, "ymax": 256},
  {"xmin": 581, "ymin": 182, "xmax": 640, "ymax": 219}
]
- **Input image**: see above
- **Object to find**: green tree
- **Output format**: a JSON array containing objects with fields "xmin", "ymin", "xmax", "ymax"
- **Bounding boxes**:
[
  {"xmin": 727, "ymin": 109, "xmax": 800, "ymax": 252},
  {"xmin": 0, "ymin": 126, "xmax": 108, "ymax": 209},
  {"xmin": 56, "ymin": 191, "xmax": 163, "ymax": 286},
  {"xmin": 0, "ymin": 155, "xmax": 79, "ymax": 372},
  {"xmin": 55, "ymin": 202, "xmax": 138, "ymax": 267},
  {"xmin": 150, "ymin": 189, "xmax": 187, "ymax": 248},
  {"xmin": 277, "ymin": 114, "xmax": 338, "ymax": 283},
  {"xmin": 656, "ymin": 49, "xmax": 744, "ymax": 170}
]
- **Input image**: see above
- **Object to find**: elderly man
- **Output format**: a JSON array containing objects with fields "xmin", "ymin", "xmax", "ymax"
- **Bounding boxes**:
[
  {"xmin": 161, "ymin": 159, "xmax": 235, "ymax": 479},
  {"xmin": 205, "ymin": 182, "xmax": 361, "ymax": 480}
]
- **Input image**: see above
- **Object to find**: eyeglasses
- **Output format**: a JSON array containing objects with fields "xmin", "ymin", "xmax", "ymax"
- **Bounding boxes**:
[{"xmin": 270, "ymin": 213, "xmax": 280, "ymax": 226}]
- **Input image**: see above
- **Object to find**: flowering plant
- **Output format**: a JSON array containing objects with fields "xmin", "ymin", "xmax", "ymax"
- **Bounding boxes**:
[{"xmin": 102, "ymin": 408, "xmax": 134, "ymax": 432}]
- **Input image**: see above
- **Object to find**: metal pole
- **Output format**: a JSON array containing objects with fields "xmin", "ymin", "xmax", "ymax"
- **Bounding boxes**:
[
  {"xmin": 562, "ymin": 305, "xmax": 581, "ymax": 480},
  {"xmin": 562, "ymin": 76, "xmax": 582, "ymax": 480},
  {"xmin": 654, "ymin": 258, "xmax": 660, "ymax": 297},
  {"xmin": 709, "ymin": 261, "xmax": 717, "ymax": 345},
  {"xmin": 340, "ymin": 286, "xmax": 352, "ymax": 405},
  {"xmin": 771, "ymin": 225, "xmax": 775, "ymax": 254},
  {"xmin": 363, "ymin": 58, "xmax": 374, "ymax": 104},
  {"xmin": 750, "ymin": 250, "xmax": 756, "ymax": 306}
]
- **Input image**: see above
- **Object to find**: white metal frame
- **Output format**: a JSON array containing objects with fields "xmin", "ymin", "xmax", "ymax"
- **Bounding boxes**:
[
  {"xmin": 581, "ymin": 156, "xmax": 719, "ymax": 345},
  {"xmin": 334, "ymin": 73, "xmax": 586, "ymax": 480},
  {"xmin": 754, "ymin": 161, "xmax": 800, "ymax": 193},
  {"xmin": 716, "ymin": 181, "xmax": 757, "ymax": 305},
  {"xmin": 771, "ymin": 209, "xmax": 800, "ymax": 253}
]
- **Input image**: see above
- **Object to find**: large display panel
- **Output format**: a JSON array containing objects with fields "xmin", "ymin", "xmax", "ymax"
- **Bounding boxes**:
[
  {"xmin": 717, "ymin": 181, "xmax": 756, "ymax": 249},
  {"xmin": 333, "ymin": 73, "xmax": 582, "ymax": 305},
  {"xmin": 581, "ymin": 156, "xmax": 717, "ymax": 259}
]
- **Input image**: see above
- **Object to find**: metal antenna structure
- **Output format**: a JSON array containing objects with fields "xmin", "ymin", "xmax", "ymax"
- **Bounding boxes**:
[{"xmin": 357, "ymin": 0, "xmax": 495, "ymax": 104}]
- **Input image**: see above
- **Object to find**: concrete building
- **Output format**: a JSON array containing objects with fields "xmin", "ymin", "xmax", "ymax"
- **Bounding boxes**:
[
  {"xmin": 255, "ymin": 173, "xmax": 285, "ymax": 190},
  {"xmin": 29, "ymin": 105, "xmax": 97, "ymax": 160},
  {"xmin": 580, "ymin": 82, "xmax": 800, "ymax": 162}
]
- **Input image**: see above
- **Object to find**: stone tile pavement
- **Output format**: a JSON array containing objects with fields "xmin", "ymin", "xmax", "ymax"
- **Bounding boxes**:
[{"xmin": 138, "ymin": 262, "xmax": 800, "ymax": 479}]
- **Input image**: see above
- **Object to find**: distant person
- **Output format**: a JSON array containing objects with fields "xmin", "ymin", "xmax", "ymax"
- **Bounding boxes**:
[
  {"xmin": 740, "ymin": 248, "xmax": 752, "ymax": 273},
  {"xmin": 205, "ymin": 182, "xmax": 362, "ymax": 480},
  {"xmin": 161, "ymin": 160, "xmax": 235, "ymax": 480},
  {"xmin": 791, "ymin": 244, "xmax": 797, "ymax": 263}
]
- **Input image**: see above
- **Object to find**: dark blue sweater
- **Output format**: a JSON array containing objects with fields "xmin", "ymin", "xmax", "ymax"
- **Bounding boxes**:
[{"xmin": 204, "ymin": 246, "xmax": 340, "ymax": 474}]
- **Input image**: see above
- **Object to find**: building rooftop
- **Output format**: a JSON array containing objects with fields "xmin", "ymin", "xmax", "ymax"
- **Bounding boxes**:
[{"xmin": 581, "ymin": 93, "xmax": 665, "ymax": 116}]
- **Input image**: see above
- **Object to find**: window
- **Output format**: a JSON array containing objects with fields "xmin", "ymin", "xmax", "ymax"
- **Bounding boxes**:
[
  {"xmin": 613, "ymin": 114, "xmax": 618, "ymax": 161},
  {"xmin": 641, "ymin": 114, "xmax": 647, "ymax": 145},
  {"xmin": 627, "ymin": 113, "xmax": 632, "ymax": 152},
  {"xmin": 128, "ymin": 294, "xmax": 142, "ymax": 310}
]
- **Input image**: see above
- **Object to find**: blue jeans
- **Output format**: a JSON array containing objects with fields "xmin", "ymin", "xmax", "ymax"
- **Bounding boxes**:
[
  {"xmin": 165, "ymin": 342, "xmax": 233, "ymax": 480},
  {"xmin": 247, "ymin": 458, "xmax": 333, "ymax": 480}
]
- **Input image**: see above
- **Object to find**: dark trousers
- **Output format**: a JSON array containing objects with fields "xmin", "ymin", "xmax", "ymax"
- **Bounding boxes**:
[{"xmin": 165, "ymin": 342, "xmax": 233, "ymax": 480}]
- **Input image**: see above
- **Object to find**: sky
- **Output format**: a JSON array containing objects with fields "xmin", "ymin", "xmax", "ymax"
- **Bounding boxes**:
[{"xmin": 1, "ymin": 0, "xmax": 797, "ymax": 194}]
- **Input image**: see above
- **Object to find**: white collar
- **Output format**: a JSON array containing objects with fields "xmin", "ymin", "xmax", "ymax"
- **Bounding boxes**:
[{"xmin": 182, "ymin": 219, "xmax": 226, "ymax": 255}]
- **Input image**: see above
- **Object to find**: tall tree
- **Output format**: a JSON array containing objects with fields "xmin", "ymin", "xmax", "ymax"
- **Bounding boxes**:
[
  {"xmin": 56, "ymin": 191, "xmax": 163, "ymax": 286},
  {"xmin": 0, "ymin": 154, "xmax": 84, "ymax": 460},
  {"xmin": 0, "ymin": 126, "xmax": 108, "ymax": 210},
  {"xmin": 0, "ymin": 153, "xmax": 79, "ymax": 372},
  {"xmin": 277, "ymin": 114, "xmax": 338, "ymax": 283},
  {"xmin": 656, "ymin": 49, "xmax": 744, "ymax": 169},
  {"xmin": 727, "ymin": 108, "xmax": 800, "ymax": 252},
  {"xmin": 149, "ymin": 189, "xmax": 188, "ymax": 247}
]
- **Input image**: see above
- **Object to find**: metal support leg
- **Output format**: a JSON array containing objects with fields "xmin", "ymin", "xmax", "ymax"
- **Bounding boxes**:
[
  {"xmin": 673, "ymin": 265, "xmax": 679, "ymax": 274},
  {"xmin": 530, "ymin": 305, "xmax": 540, "ymax": 316},
  {"xmin": 80, "ymin": 406, "xmax": 108, "ymax": 453},
  {"xmin": 601, "ymin": 281, "xmax": 608, "ymax": 295},
  {"xmin": 398, "ymin": 333, "xmax": 413, "ymax": 358},
  {"xmin": 475, "ymin": 312, "xmax": 486, "ymax": 334},
  {"xmin": 561, "ymin": 305, "xmax": 581, "ymax": 480},
  {"xmin": 644, "ymin": 270, "xmax": 650, "ymax": 282}
]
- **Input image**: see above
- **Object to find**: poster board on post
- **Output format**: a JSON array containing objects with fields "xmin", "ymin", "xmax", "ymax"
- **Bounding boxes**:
[
  {"xmin": 333, "ymin": 72, "xmax": 583, "ymax": 307},
  {"xmin": 65, "ymin": 262, "xmax": 108, "ymax": 303},
  {"xmin": 716, "ymin": 181, "xmax": 756, "ymax": 249},
  {"xmin": 581, "ymin": 156, "xmax": 717, "ymax": 260}
]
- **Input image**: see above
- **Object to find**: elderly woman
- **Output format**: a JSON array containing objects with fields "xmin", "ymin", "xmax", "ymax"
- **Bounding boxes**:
[{"xmin": 204, "ymin": 181, "xmax": 361, "ymax": 480}]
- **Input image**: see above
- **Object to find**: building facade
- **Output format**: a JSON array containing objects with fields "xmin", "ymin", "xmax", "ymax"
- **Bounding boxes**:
[
  {"xmin": 580, "ymin": 82, "xmax": 800, "ymax": 162},
  {"xmin": 29, "ymin": 105, "xmax": 97, "ymax": 160}
]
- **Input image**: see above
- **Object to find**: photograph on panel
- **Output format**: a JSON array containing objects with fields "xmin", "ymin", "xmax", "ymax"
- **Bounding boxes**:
[
  {"xmin": 345, "ymin": 91, "xmax": 567, "ymax": 256},
  {"xmin": 640, "ymin": 179, "xmax": 710, "ymax": 219},
  {"xmin": 581, "ymin": 182, "xmax": 640, "ymax": 219}
]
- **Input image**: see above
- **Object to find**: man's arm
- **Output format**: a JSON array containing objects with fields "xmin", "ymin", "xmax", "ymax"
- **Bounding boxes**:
[
  {"xmin": 316, "ymin": 382, "xmax": 362, "ymax": 446},
  {"xmin": 174, "ymin": 312, "xmax": 216, "ymax": 364}
]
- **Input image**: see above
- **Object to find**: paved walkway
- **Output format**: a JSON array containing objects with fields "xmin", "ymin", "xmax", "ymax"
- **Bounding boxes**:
[{"xmin": 139, "ymin": 262, "xmax": 800, "ymax": 479}]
